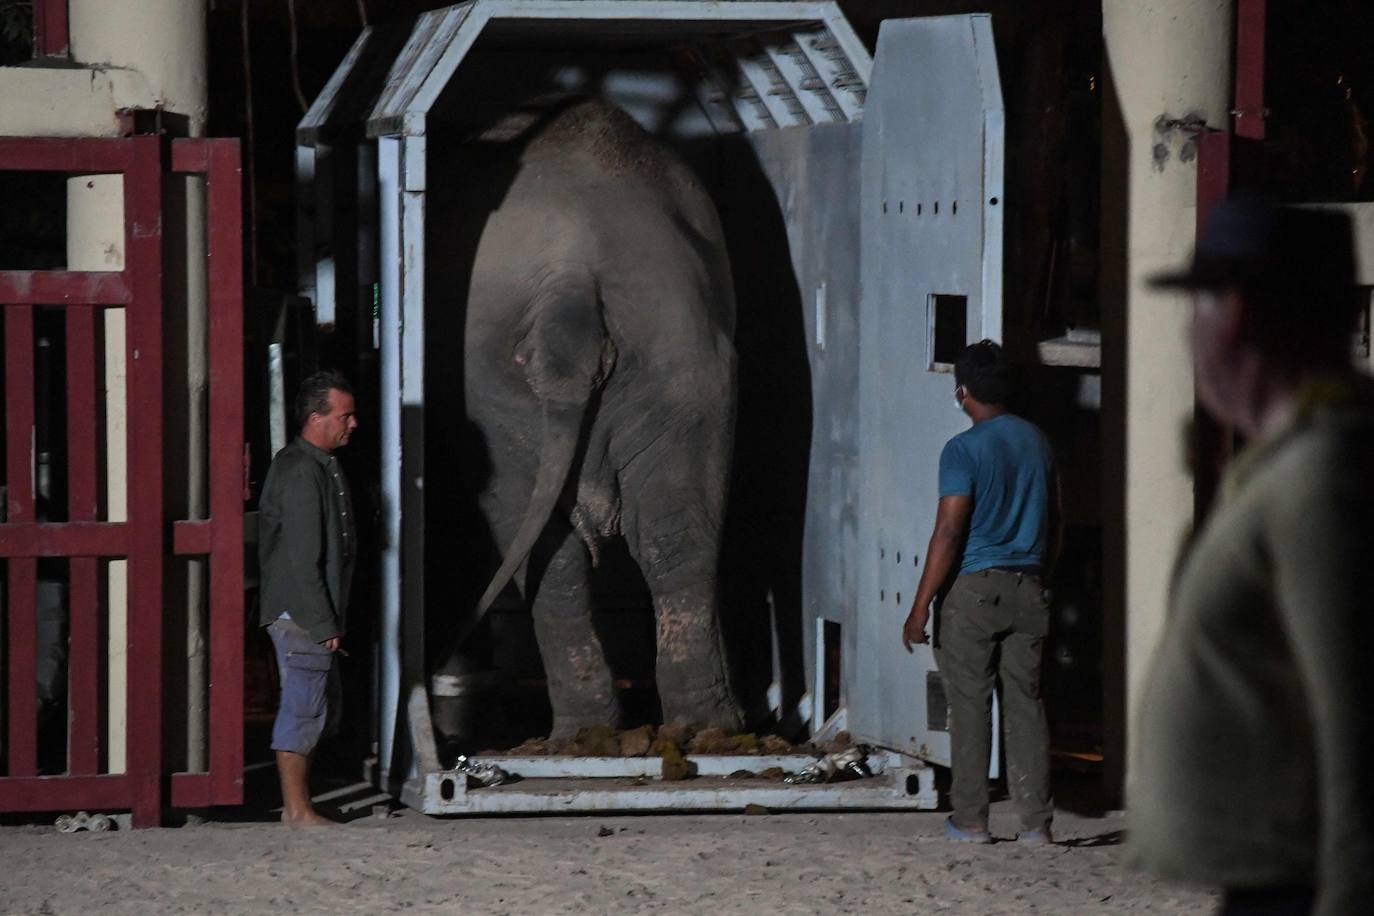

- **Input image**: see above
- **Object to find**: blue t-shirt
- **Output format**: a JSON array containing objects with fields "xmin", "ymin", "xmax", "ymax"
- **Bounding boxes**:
[{"xmin": 937, "ymin": 413, "xmax": 1053, "ymax": 575}]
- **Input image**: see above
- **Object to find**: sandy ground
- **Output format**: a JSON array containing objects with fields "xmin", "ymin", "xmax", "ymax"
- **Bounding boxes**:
[{"xmin": 1, "ymin": 796, "xmax": 1216, "ymax": 915}]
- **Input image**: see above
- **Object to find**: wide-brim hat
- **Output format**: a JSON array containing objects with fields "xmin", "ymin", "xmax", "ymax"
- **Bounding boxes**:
[{"xmin": 1149, "ymin": 195, "xmax": 1356, "ymax": 296}]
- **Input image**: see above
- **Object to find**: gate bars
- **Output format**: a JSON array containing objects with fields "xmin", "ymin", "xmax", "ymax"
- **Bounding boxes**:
[
  {"xmin": 168, "ymin": 139, "xmax": 246, "ymax": 813},
  {"xmin": 0, "ymin": 136, "xmax": 243, "ymax": 826}
]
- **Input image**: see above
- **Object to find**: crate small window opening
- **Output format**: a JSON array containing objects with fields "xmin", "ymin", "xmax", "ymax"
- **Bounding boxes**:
[{"xmin": 927, "ymin": 293, "xmax": 968, "ymax": 371}]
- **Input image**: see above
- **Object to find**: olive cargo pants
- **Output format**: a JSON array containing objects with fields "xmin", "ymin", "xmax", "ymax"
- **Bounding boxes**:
[{"xmin": 934, "ymin": 568, "xmax": 1054, "ymax": 832}]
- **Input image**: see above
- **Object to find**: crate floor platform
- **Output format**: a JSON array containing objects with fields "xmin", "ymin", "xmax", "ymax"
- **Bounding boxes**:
[{"xmin": 401, "ymin": 751, "xmax": 938, "ymax": 815}]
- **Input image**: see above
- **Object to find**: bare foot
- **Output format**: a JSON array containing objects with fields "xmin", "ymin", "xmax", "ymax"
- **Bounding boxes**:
[{"xmin": 281, "ymin": 808, "xmax": 337, "ymax": 827}]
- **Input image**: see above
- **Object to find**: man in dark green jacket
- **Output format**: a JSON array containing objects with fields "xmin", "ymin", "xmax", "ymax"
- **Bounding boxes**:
[{"xmin": 259, "ymin": 370, "xmax": 358, "ymax": 826}]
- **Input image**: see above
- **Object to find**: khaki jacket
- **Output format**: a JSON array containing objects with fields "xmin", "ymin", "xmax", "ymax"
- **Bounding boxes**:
[{"xmin": 1128, "ymin": 376, "xmax": 1374, "ymax": 914}]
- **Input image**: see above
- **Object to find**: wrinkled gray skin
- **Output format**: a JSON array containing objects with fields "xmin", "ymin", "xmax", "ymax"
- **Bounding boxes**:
[{"xmin": 437, "ymin": 98, "xmax": 744, "ymax": 738}]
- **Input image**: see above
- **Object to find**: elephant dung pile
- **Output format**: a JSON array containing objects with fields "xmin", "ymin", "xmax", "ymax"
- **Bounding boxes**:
[
  {"xmin": 494, "ymin": 727, "xmax": 871, "ymax": 784},
  {"xmin": 503, "ymin": 725, "xmax": 804, "ymax": 764}
]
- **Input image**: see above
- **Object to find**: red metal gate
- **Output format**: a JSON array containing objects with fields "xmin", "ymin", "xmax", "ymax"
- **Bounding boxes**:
[{"xmin": 0, "ymin": 136, "xmax": 244, "ymax": 826}]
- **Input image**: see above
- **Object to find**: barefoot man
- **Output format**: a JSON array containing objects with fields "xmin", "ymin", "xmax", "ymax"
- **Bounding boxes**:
[{"xmin": 258, "ymin": 371, "xmax": 358, "ymax": 825}]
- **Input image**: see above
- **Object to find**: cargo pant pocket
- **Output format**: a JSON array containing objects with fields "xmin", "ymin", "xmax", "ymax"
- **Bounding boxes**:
[
  {"xmin": 282, "ymin": 650, "xmax": 333, "ymax": 721},
  {"xmin": 941, "ymin": 577, "xmax": 994, "ymax": 617},
  {"xmin": 1011, "ymin": 585, "xmax": 1051, "ymax": 638}
]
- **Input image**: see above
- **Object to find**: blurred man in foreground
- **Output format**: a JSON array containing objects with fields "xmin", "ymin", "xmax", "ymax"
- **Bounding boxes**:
[{"xmin": 1133, "ymin": 198, "xmax": 1374, "ymax": 915}]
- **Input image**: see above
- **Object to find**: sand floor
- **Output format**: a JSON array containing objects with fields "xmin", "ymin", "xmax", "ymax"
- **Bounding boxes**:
[{"xmin": 1, "ymin": 798, "xmax": 1216, "ymax": 914}]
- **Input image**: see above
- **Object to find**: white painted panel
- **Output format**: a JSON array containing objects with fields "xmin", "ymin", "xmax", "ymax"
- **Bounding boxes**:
[
  {"xmin": 403, "ymin": 135, "xmax": 427, "ymax": 193},
  {"xmin": 268, "ymin": 342, "xmax": 286, "ymax": 458},
  {"xmin": 975, "ymin": 14, "xmax": 1006, "ymax": 343},
  {"xmin": 294, "ymin": 146, "xmax": 317, "ymax": 301},
  {"xmin": 377, "ymin": 136, "xmax": 403, "ymax": 780},
  {"xmin": 312, "ymin": 145, "xmax": 336, "ymax": 327},
  {"xmin": 315, "ymin": 257, "xmax": 336, "ymax": 327},
  {"xmin": 854, "ymin": 15, "xmax": 1005, "ymax": 767},
  {"xmin": 738, "ymin": 124, "xmax": 863, "ymax": 742},
  {"xmin": 814, "ymin": 281, "xmax": 827, "ymax": 350}
]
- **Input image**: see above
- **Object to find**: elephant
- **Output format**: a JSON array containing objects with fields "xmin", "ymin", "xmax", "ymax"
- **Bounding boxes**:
[{"xmin": 428, "ymin": 96, "xmax": 745, "ymax": 739}]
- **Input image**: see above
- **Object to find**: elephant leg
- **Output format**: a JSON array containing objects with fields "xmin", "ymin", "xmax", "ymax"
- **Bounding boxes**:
[
  {"xmin": 650, "ymin": 577, "xmax": 743, "ymax": 732},
  {"xmin": 526, "ymin": 518, "xmax": 620, "ymax": 739},
  {"xmin": 624, "ymin": 491, "xmax": 744, "ymax": 732}
]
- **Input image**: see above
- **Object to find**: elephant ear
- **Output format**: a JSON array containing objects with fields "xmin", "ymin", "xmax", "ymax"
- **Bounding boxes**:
[{"xmin": 470, "ymin": 264, "xmax": 612, "ymax": 625}]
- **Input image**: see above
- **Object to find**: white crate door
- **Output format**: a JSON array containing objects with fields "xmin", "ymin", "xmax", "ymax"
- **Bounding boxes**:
[{"xmin": 850, "ymin": 15, "xmax": 1004, "ymax": 766}]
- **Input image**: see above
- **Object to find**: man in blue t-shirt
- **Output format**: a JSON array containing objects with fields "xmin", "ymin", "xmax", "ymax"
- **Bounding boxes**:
[{"xmin": 902, "ymin": 340, "xmax": 1059, "ymax": 845}]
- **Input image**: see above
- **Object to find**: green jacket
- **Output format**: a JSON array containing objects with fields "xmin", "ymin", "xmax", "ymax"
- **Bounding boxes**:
[
  {"xmin": 1128, "ymin": 375, "xmax": 1374, "ymax": 914},
  {"xmin": 257, "ymin": 437, "xmax": 356, "ymax": 644}
]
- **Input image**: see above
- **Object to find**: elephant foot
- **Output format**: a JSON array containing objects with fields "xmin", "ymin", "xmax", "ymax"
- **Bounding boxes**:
[
  {"xmin": 544, "ymin": 643, "xmax": 621, "ymax": 741},
  {"xmin": 533, "ymin": 609, "xmax": 620, "ymax": 742},
  {"xmin": 658, "ymin": 675, "xmax": 745, "ymax": 734},
  {"xmin": 547, "ymin": 703, "xmax": 622, "ymax": 742}
]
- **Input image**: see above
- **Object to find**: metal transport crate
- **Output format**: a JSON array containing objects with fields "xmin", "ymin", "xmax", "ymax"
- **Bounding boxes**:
[{"xmin": 299, "ymin": 1, "xmax": 1003, "ymax": 814}]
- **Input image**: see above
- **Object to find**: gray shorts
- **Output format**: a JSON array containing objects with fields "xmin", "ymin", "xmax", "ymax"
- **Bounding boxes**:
[{"xmin": 267, "ymin": 617, "xmax": 341, "ymax": 756}]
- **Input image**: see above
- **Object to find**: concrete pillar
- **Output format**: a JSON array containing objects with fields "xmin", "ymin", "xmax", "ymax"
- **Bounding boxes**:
[
  {"xmin": 65, "ymin": 0, "xmax": 208, "ymax": 774},
  {"xmin": 69, "ymin": 1, "xmax": 208, "ymax": 126},
  {"xmin": 1099, "ymin": 0, "xmax": 1233, "ymax": 800}
]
